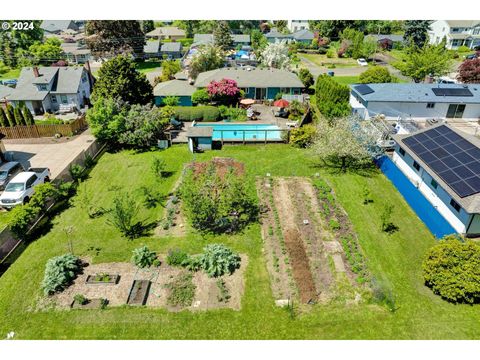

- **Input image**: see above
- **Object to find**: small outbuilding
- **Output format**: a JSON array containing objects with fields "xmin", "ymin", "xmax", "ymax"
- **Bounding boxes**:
[{"xmin": 187, "ymin": 126, "xmax": 213, "ymax": 152}]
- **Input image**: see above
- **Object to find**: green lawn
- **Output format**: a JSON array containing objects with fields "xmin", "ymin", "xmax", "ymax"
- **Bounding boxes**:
[
  {"xmin": 0, "ymin": 68, "xmax": 21, "ymax": 80},
  {"xmin": 0, "ymin": 145, "xmax": 479, "ymax": 339},
  {"xmin": 331, "ymin": 76, "xmax": 360, "ymax": 85},
  {"xmin": 135, "ymin": 61, "xmax": 162, "ymax": 74},
  {"xmin": 300, "ymin": 54, "xmax": 359, "ymax": 68}
]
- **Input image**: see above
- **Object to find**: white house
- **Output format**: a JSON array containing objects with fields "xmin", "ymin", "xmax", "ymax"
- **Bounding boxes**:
[
  {"xmin": 428, "ymin": 20, "xmax": 480, "ymax": 50},
  {"xmin": 350, "ymin": 83, "xmax": 480, "ymax": 122},
  {"xmin": 7, "ymin": 66, "xmax": 91, "ymax": 115},
  {"xmin": 391, "ymin": 124, "xmax": 480, "ymax": 237},
  {"xmin": 287, "ymin": 20, "xmax": 309, "ymax": 33}
]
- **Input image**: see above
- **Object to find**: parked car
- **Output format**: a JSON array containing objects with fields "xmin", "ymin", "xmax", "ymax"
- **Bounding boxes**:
[
  {"xmin": 357, "ymin": 58, "xmax": 368, "ymax": 66},
  {"xmin": 0, "ymin": 168, "xmax": 51, "ymax": 209},
  {"xmin": 465, "ymin": 53, "xmax": 479, "ymax": 60},
  {"xmin": 0, "ymin": 161, "xmax": 24, "ymax": 191}
]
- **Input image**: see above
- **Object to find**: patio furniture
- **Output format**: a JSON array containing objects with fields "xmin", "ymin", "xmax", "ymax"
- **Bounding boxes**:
[
  {"xmin": 286, "ymin": 120, "xmax": 299, "ymax": 128},
  {"xmin": 274, "ymin": 108, "xmax": 288, "ymax": 118},
  {"xmin": 170, "ymin": 117, "xmax": 184, "ymax": 130},
  {"xmin": 240, "ymin": 99, "xmax": 255, "ymax": 106}
]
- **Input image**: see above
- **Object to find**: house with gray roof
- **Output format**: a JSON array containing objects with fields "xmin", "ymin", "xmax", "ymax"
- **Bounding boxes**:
[
  {"xmin": 429, "ymin": 20, "xmax": 480, "ymax": 50},
  {"xmin": 390, "ymin": 123, "xmax": 480, "ymax": 237},
  {"xmin": 0, "ymin": 85, "xmax": 12, "ymax": 106},
  {"xmin": 265, "ymin": 28, "xmax": 314, "ymax": 44},
  {"xmin": 144, "ymin": 40, "xmax": 161, "ymax": 58},
  {"xmin": 160, "ymin": 42, "xmax": 183, "ymax": 59},
  {"xmin": 7, "ymin": 66, "xmax": 91, "ymax": 115},
  {"xmin": 40, "ymin": 20, "xmax": 79, "ymax": 34},
  {"xmin": 350, "ymin": 83, "xmax": 480, "ymax": 122},
  {"xmin": 146, "ymin": 27, "xmax": 186, "ymax": 40},
  {"xmin": 265, "ymin": 28, "xmax": 292, "ymax": 43},
  {"xmin": 292, "ymin": 29, "xmax": 314, "ymax": 44},
  {"xmin": 61, "ymin": 43, "xmax": 91, "ymax": 64},
  {"xmin": 192, "ymin": 34, "xmax": 251, "ymax": 48},
  {"xmin": 153, "ymin": 79, "xmax": 196, "ymax": 106}
]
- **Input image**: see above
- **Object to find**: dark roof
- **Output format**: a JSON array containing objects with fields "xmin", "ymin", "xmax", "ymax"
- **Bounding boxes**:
[
  {"xmin": 351, "ymin": 83, "xmax": 480, "ymax": 104},
  {"xmin": 392, "ymin": 123, "xmax": 480, "ymax": 213},
  {"xmin": 144, "ymin": 40, "xmax": 160, "ymax": 54},
  {"xmin": 161, "ymin": 42, "xmax": 182, "ymax": 52},
  {"xmin": 40, "ymin": 20, "xmax": 78, "ymax": 33}
]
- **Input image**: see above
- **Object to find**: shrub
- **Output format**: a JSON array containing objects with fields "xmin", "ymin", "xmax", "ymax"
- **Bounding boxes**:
[
  {"xmin": 107, "ymin": 193, "xmax": 142, "ymax": 239},
  {"xmin": 180, "ymin": 162, "xmax": 258, "ymax": 234},
  {"xmin": 298, "ymin": 68, "xmax": 314, "ymax": 88},
  {"xmin": 182, "ymin": 254, "xmax": 203, "ymax": 272},
  {"xmin": 163, "ymin": 96, "xmax": 180, "ymax": 106},
  {"xmin": 172, "ymin": 106, "xmax": 220, "ymax": 122},
  {"xmin": 329, "ymin": 218, "xmax": 341, "ymax": 231},
  {"xmin": 42, "ymin": 254, "xmax": 82, "ymax": 295},
  {"xmin": 166, "ymin": 248, "xmax": 189, "ymax": 266},
  {"xmin": 131, "ymin": 245, "xmax": 158, "ymax": 268},
  {"xmin": 359, "ymin": 66, "xmax": 395, "ymax": 83},
  {"xmin": 216, "ymin": 279, "xmax": 230, "ymax": 302},
  {"xmin": 380, "ymin": 204, "xmax": 396, "ymax": 233},
  {"xmin": 199, "ymin": 244, "xmax": 241, "ymax": 278},
  {"xmin": 69, "ymin": 163, "xmax": 86, "ymax": 181},
  {"xmin": 218, "ymin": 106, "xmax": 247, "ymax": 121},
  {"xmin": 315, "ymin": 74, "xmax": 351, "ymax": 119},
  {"xmin": 8, "ymin": 204, "xmax": 41, "ymax": 238},
  {"xmin": 289, "ymin": 125, "xmax": 316, "ymax": 148},
  {"xmin": 423, "ymin": 236, "xmax": 480, "ymax": 304},
  {"xmin": 73, "ymin": 294, "xmax": 88, "ymax": 305},
  {"xmin": 191, "ymin": 89, "xmax": 210, "ymax": 105},
  {"xmin": 165, "ymin": 272, "xmax": 196, "ymax": 307},
  {"xmin": 29, "ymin": 182, "xmax": 57, "ymax": 210},
  {"xmin": 151, "ymin": 157, "xmax": 166, "ymax": 178}
]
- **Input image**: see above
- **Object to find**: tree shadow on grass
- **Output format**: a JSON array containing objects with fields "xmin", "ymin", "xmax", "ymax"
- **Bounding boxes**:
[
  {"xmin": 126, "ymin": 220, "xmax": 158, "ymax": 240},
  {"xmin": 310, "ymin": 160, "xmax": 380, "ymax": 177}
]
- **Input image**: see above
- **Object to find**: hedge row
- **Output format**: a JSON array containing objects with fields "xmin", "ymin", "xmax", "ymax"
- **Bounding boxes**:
[
  {"xmin": 315, "ymin": 74, "xmax": 351, "ymax": 119},
  {"xmin": 173, "ymin": 106, "xmax": 220, "ymax": 122}
]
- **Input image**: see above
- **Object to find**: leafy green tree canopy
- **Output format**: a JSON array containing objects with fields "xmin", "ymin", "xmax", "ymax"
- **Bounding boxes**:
[
  {"xmin": 359, "ymin": 66, "xmax": 396, "ymax": 83},
  {"xmin": 213, "ymin": 21, "xmax": 233, "ymax": 51}
]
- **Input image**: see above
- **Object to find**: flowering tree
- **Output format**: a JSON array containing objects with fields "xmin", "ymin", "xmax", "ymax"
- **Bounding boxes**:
[
  {"xmin": 207, "ymin": 78, "xmax": 240, "ymax": 105},
  {"xmin": 260, "ymin": 42, "xmax": 291, "ymax": 70},
  {"xmin": 457, "ymin": 57, "xmax": 480, "ymax": 84}
]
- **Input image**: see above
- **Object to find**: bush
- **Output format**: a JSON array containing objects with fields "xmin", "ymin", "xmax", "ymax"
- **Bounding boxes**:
[
  {"xmin": 191, "ymin": 89, "xmax": 210, "ymax": 105},
  {"xmin": 163, "ymin": 96, "xmax": 180, "ymax": 106},
  {"xmin": 131, "ymin": 245, "xmax": 158, "ymax": 268},
  {"xmin": 457, "ymin": 45, "xmax": 471, "ymax": 53},
  {"xmin": 166, "ymin": 248, "xmax": 189, "ymax": 266},
  {"xmin": 359, "ymin": 66, "xmax": 395, "ymax": 83},
  {"xmin": 289, "ymin": 125, "xmax": 316, "ymax": 148},
  {"xmin": 8, "ymin": 204, "xmax": 41, "ymax": 238},
  {"xmin": 74, "ymin": 294, "xmax": 88, "ymax": 305},
  {"xmin": 182, "ymin": 254, "xmax": 203, "ymax": 272},
  {"xmin": 107, "ymin": 193, "xmax": 142, "ymax": 239},
  {"xmin": 165, "ymin": 272, "xmax": 196, "ymax": 307},
  {"xmin": 199, "ymin": 244, "xmax": 241, "ymax": 278},
  {"xmin": 151, "ymin": 156, "xmax": 166, "ymax": 178},
  {"xmin": 42, "ymin": 254, "xmax": 82, "ymax": 295},
  {"xmin": 423, "ymin": 236, "xmax": 480, "ymax": 304},
  {"xmin": 172, "ymin": 106, "xmax": 220, "ymax": 121},
  {"xmin": 69, "ymin": 163, "xmax": 86, "ymax": 181},
  {"xmin": 218, "ymin": 106, "xmax": 247, "ymax": 121},
  {"xmin": 180, "ymin": 161, "xmax": 258, "ymax": 234},
  {"xmin": 29, "ymin": 182, "xmax": 57, "ymax": 211},
  {"xmin": 315, "ymin": 74, "xmax": 351, "ymax": 119}
]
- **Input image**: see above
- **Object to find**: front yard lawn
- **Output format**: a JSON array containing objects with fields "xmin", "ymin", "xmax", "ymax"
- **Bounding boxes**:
[
  {"xmin": 300, "ymin": 53, "xmax": 359, "ymax": 68},
  {"xmin": 0, "ymin": 145, "xmax": 479, "ymax": 339},
  {"xmin": 135, "ymin": 61, "xmax": 162, "ymax": 74},
  {"xmin": 0, "ymin": 67, "xmax": 21, "ymax": 80}
]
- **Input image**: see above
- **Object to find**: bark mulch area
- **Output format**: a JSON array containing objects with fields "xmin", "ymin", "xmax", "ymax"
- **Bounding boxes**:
[{"xmin": 47, "ymin": 255, "xmax": 247, "ymax": 312}]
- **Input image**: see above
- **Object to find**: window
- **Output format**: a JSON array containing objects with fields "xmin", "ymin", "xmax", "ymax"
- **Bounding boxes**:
[
  {"xmin": 413, "ymin": 161, "xmax": 421, "ymax": 171},
  {"xmin": 51, "ymin": 95, "xmax": 57, "ymax": 103},
  {"xmin": 38, "ymin": 84, "xmax": 47, "ymax": 91},
  {"xmin": 399, "ymin": 147, "xmax": 406, "ymax": 156},
  {"xmin": 473, "ymin": 28, "xmax": 480, "ymax": 35},
  {"xmin": 430, "ymin": 179, "xmax": 438, "ymax": 189},
  {"xmin": 26, "ymin": 174, "xmax": 37, "ymax": 188},
  {"xmin": 280, "ymin": 87, "xmax": 290, "ymax": 94},
  {"xmin": 426, "ymin": 103, "xmax": 435, "ymax": 108},
  {"xmin": 452, "ymin": 27, "xmax": 459, "ymax": 32},
  {"xmin": 450, "ymin": 199, "xmax": 461, "ymax": 212},
  {"xmin": 60, "ymin": 95, "xmax": 68, "ymax": 104}
]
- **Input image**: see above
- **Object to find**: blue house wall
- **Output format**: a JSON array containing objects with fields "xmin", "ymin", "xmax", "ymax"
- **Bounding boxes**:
[
  {"xmin": 394, "ymin": 144, "xmax": 472, "ymax": 226},
  {"xmin": 155, "ymin": 96, "xmax": 192, "ymax": 106}
]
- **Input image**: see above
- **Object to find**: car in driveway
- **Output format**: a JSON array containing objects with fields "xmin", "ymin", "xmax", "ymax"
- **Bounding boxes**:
[
  {"xmin": 357, "ymin": 58, "xmax": 368, "ymax": 66},
  {"xmin": 0, "ymin": 168, "xmax": 51, "ymax": 209},
  {"xmin": 0, "ymin": 162, "xmax": 24, "ymax": 190}
]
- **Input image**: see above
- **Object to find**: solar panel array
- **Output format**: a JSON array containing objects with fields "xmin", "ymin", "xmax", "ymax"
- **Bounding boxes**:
[
  {"xmin": 354, "ymin": 84, "xmax": 374, "ymax": 95},
  {"xmin": 403, "ymin": 125, "xmax": 480, "ymax": 198},
  {"xmin": 431, "ymin": 88, "xmax": 474, "ymax": 97}
]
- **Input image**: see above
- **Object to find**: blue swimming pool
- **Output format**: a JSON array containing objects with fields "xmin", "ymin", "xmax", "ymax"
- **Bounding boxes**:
[
  {"xmin": 194, "ymin": 123, "xmax": 283, "ymax": 141},
  {"xmin": 376, "ymin": 156, "xmax": 457, "ymax": 238}
]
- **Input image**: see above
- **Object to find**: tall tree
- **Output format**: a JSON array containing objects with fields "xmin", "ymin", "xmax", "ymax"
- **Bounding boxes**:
[
  {"xmin": 0, "ymin": 107, "xmax": 8, "ymax": 127},
  {"xmin": 13, "ymin": 106, "xmax": 25, "ymax": 126},
  {"xmin": 85, "ymin": 21, "xmax": 145, "ymax": 57},
  {"xmin": 22, "ymin": 106, "xmax": 34, "ymax": 125},
  {"xmin": 227, "ymin": 21, "xmax": 261, "ymax": 34},
  {"xmin": 91, "ymin": 56, "xmax": 153, "ymax": 105},
  {"xmin": 308, "ymin": 20, "xmax": 360, "ymax": 39},
  {"xmin": 189, "ymin": 45, "xmax": 225, "ymax": 79},
  {"xmin": 457, "ymin": 58, "xmax": 480, "ymax": 84},
  {"xmin": 142, "ymin": 20, "xmax": 155, "ymax": 34},
  {"xmin": 400, "ymin": 44, "xmax": 453, "ymax": 82},
  {"xmin": 5, "ymin": 104, "xmax": 15, "ymax": 127},
  {"xmin": 0, "ymin": 20, "xmax": 43, "ymax": 67},
  {"xmin": 154, "ymin": 60, "xmax": 181, "ymax": 85},
  {"xmin": 404, "ymin": 20, "xmax": 431, "ymax": 48},
  {"xmin": 261, "ymin": 42, "xmax": 291, "ymax": 70},
  {"xmin": 28, "ymin": 37, "xmax": 63, "ymax": 64},
  {"xmin": 273, "ymin": 20, "xmax": 288, "ymax": 33},
  {"xmin": 213, "ymin": 21, "xmax": 233, "ymax": 51},
  {"xmin": 251, "ymin": 30, "xmax": 268, "ymax": 53}
]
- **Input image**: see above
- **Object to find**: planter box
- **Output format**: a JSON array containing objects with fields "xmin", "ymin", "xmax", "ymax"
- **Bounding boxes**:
[
  {"xmin": 71, "ymin": 298, "xmax": 105, "ymax": 309},
  {"xmin": 86, "ymin": 274, "xmax": 120, "ymax": 285},
  {"xmin": 127, "ymin": 280, "xmax": 151, "ymax": 305}
]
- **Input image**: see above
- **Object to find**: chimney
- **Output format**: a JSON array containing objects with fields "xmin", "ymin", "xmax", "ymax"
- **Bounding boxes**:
[{"xmin": 33, "ymin": 66, "xmax": 40, "ymax": 78}]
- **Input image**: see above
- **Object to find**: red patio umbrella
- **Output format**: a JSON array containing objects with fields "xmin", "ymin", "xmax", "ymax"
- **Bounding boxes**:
[{"xmin": 273, "ymin": 99, "xmax": 290, "ymax": 108}]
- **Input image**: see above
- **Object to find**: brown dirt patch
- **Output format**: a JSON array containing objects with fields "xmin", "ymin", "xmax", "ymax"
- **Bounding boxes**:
[{"xmin": 190, "ymin": 157, "xmax": 245, "ymax": 179}]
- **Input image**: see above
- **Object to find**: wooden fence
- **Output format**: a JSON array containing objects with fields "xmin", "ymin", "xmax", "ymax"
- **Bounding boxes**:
[{"xmin": 0, "ymin": 116, "xmax": 88, "ymax": 139}]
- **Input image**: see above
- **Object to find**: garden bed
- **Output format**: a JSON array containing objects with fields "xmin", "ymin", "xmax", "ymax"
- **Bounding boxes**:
[
  {"xmin": 86, "ymin": 274, "xmax": 120, "ymax": 285},
  {"xmin": 71, "ymin": 298, "xmax": 106, "ymax": 310},
  {"xmin": 127, "ymin": 280, "xmax": 151, "ymax": 305}
]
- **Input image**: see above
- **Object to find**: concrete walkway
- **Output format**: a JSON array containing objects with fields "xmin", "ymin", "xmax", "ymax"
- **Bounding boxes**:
[{"xmin": 4, "ymin": 129, "xmax": 98, "ymax": 179}]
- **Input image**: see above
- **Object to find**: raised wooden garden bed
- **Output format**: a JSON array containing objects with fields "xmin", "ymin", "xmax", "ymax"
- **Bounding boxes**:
[
  {"xmin": 85, "ymin": 274, "xmax": 120, "ymax": 285},
  {"xmin": 71, "ymin": 298, "xmax": 107, "ymax": 309},
  {"xmin": 127, "ymin": 280, "xmax": 151, "ymax": 305}
]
